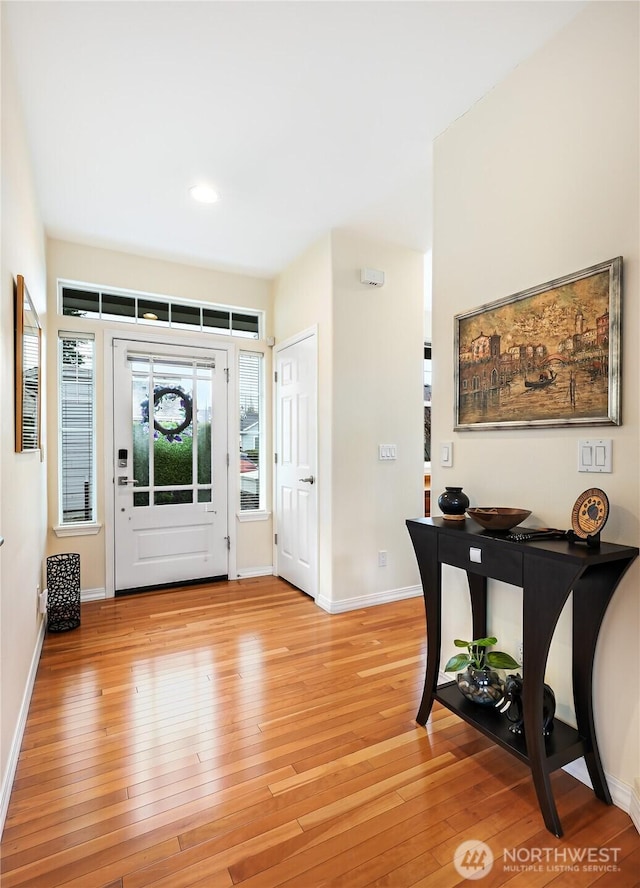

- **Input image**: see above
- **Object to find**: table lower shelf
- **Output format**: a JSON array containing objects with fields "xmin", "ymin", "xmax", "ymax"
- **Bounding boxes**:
[{"xmin": 435, "ymin": 682, "xmax": 585, "ymax": 771}]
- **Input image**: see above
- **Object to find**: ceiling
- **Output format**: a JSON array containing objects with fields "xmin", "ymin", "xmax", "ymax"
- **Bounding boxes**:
[{"xmin": 4, "ymin": 1, "xmax": 584, "ymax": 279}]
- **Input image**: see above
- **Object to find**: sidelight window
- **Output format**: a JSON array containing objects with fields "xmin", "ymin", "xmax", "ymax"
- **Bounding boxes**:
[
  {"xmin": 58, "ymin": 333, "xmax": 96, "ymax": 525},
  {"xmin": 238, "ymin": 352, "xmax": 263, "ymax": 511}
]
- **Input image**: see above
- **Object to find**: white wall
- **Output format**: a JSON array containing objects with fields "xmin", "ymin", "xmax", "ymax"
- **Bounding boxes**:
[
  {"xmin": 432, "ymin": 1, "xmax": 639, "ymax": 793},
  {"xmin": 330, "ymin": 230, "xmax": 424, "ymax": 608},
  {"xmin": 273, "ymin": 230, "xmax": 424, "ymax": 610},
  {"xmin": 45, "ymin": 239, "xmax": 275, "ymax": 589},
  {"xmin": 272, "ymin": 233, "xmax": 334, "ymax": 602},
  {"xmin": 0, "ymin": 15, "xmax": 48, "ymax": 826}
]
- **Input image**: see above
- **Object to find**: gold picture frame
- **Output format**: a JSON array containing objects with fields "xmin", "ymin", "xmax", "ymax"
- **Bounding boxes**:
[
  {"xmin": 454, "ymin": 257, "xmax": 622, "ymax": 430},
  {"xmin": 14, "ymin": 274, "xmax": 42, "ymax": 452}
]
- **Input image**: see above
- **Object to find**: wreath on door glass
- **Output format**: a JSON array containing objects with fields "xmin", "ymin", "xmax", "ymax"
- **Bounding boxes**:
[{"xmin": 140, "ymin": 386, "xmax": 193, "ymax": 442}]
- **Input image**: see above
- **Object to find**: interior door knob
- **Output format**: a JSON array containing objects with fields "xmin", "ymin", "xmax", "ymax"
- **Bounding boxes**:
[{"xmin": 299, "ymin": 475, "xmax": 315, "ymax": 484}]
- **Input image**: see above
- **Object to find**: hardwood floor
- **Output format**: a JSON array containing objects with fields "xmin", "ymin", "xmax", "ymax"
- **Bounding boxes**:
[{"xmin": 1, "ymin": 577, "xmax": 638, "ymax": 887}]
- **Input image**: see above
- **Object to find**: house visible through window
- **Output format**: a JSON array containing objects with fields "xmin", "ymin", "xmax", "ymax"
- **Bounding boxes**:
[
  {"xmin": 59, "ymin": 333, "xmax": 96, "ymax": 524},
  {"xmin": 238, "ymin": 352, "xmax": 263, "ymax": 511}
]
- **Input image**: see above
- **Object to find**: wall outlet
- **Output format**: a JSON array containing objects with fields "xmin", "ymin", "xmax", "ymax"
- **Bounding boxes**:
[
  {"xmin": 378, "ymin": 550, "xmax": 388, "ymax": 567},
  {"xmin": 517, "ymin": 641, "xmax": 523, "ymax": 666},
  {"xmin": 38, "ymin": 588, "xmax": 48, "ymax": 614}
]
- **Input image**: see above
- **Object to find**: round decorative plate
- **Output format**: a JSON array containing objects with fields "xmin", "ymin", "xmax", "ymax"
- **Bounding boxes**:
[{"xmin": 571, "ymin": 488, "xmax": 609, "ymax": 539}]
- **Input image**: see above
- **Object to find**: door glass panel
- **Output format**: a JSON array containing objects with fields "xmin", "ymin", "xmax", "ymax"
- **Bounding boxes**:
[
  {"xmin": 197, "ymin": 378, "xmax": 212, "ymax": 485},
  {"xmin": 132, "ymin": 377, "xmax": 150, "ymax": 487},
  {"xmin": 151, "ymin": 376, "xmax": 194, "ymax": 487},
  {"xmin": 154, "ymin": 490, "xmax": 193, "ymax": 505},
  {"xmin": 130, "ymin": 359, "xmax": 213, "ymax": 507}
]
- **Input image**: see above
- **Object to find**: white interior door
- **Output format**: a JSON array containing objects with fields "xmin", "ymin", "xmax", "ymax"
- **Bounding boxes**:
[
  {"xmin": 113, "ymin": 340, "xmax": 228, "ymax": 592},
  {"xmin": 275, "ymin": 331, "xmax": 318, "ymax": 598}
]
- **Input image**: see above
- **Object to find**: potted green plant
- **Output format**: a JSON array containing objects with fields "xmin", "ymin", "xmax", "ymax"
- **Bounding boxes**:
[{"xmin": 445, "ymin": 636, "xmax": 519, "ymax": 706}]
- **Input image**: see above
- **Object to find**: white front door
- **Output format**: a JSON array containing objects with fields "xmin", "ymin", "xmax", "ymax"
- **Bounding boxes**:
[
  {"xmin": 275, "ymin": 331, "xmax": 318, "ymax": 599},
  {"xmin": 113, "ymin": 340, "xmax": 228, "ymax": 592}
]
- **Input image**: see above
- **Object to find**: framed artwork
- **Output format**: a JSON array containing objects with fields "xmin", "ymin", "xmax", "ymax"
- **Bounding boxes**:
[
  {"xmin": 14, "ymin": 274, "xmax": 42, "ymax": 451},
  {"xmin": 454, "ymin": 257, "xmax": 622, "ymax": 431}
]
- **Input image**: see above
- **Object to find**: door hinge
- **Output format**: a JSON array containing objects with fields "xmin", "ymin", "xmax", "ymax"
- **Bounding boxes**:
[
  {"xmin": 224, "ymin": 367, "xmax": 230, "ymax": 382},
  {"xmin": 274, "ymin": 533, "xmax": 278, "ymax": 545},
  {"xmin": 274, "ymin": 452, "xmax": 278, "ymax": 464},
  {"xmin": 225, "ymin": 535, "xmax": 231, "ymax": 551},
  {"xmin": 226, "ymin": 453, "xmax": 230, "ymax": 467},
  {"xmin": 274, "ymin": 370, "xmax": 278, "ymax": 383}
]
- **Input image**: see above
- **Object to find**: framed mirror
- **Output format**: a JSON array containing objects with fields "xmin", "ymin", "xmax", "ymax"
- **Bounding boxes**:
[{"xmin": 14, "ymin": 274, "xmax": 41, "ymax": 452}]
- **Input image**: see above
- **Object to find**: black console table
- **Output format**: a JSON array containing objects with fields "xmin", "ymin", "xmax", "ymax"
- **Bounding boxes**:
[{"xmin": 406, "ymin": 516, "xmax": 638, "ymax": 837}]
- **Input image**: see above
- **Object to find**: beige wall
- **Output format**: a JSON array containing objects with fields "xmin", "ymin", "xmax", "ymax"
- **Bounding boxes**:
[
  {"xmin": 330, "ymin": 230, "xmax": 424, "ymax": 606},
  {"xmin": 272, "ymin": 234, "xmax": 333, "ymax": 601},
  {"xmin": 273, "ymin": 230, "xmax": 424, "ymax": 609},
  {"xmin": 0, "ymin": 15, "xmax": 48, "ymax": 818},
  {"xmin": 432, "ymin": 2, "xmax": 639, "ymax": 790},
  {"xmin": 45, "ymin": 239, "xmax": 275, "ymax": 588}
]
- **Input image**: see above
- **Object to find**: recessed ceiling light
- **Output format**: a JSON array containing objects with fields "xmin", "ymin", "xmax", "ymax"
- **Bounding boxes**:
[{"xmin": 189, "ymin": 183, "xmax": 219, "ymax": 204}]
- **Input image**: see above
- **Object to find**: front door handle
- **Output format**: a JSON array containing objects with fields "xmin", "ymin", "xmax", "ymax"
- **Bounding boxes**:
[
  {"xmin": 118, "ymin": 476, "xmax": 139, "ymax": 486},
  {"xmin": 299, "ymin": 475, "xmax": 315, "ymax": 484}
]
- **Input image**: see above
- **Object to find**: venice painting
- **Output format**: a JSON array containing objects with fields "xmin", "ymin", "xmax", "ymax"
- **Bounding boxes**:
[{"xmin": 454, "ymin": 257, "xmax": 622, "ymax": 430}]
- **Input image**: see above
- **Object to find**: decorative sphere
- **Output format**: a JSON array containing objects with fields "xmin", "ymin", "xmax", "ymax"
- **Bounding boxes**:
[{"xmin": 438, "ymin": 486, "xmax": 470, "ymax": 521}]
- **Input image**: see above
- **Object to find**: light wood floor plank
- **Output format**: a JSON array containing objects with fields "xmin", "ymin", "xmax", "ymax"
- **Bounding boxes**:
[{"xmin": 1, "ymin": 577, "xmax": 637, "ymax": 888}]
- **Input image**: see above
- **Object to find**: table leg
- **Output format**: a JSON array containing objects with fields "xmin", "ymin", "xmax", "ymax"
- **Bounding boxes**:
[
  {"xmin": 522, "ymin": 556, "xmax": 576, "ymax": 837},
  {"xmin": 408, "ymin": 526, "xmax": 441, "ymax": 725},
  {"xmin": 572, "ymin": 558, "xmax": 635, "ymax": 803}
]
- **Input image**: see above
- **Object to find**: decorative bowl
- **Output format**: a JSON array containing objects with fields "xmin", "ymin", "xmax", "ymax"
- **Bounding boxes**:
[{"xmin": 466, "ymin": 507, "xmax": 531, "ymax": 532}]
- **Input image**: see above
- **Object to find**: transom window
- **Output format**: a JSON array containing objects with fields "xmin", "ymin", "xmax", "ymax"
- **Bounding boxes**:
[{"xmin": 59, "ymin": 282, "xmax": 261, "ymax": 339}]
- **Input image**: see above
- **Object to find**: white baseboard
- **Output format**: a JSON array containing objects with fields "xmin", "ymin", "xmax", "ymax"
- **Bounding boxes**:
[
  {"xmin": 563, "ymin": 758, "xmax": 638, "ymax": 830},
  {"xmin": 316, "ymin": 584, "xmax": 422, "ymax": 614},
  {"xmin": 235, "ymin": 567, "xmax": 274, "ymax": 579},
  {"xmin": 81, "ymin": 586, "xmax": 106, "ymax": 601},
  {"xmin": 0, "ymin": 616, "xmax": 46, "ymax": 838}
]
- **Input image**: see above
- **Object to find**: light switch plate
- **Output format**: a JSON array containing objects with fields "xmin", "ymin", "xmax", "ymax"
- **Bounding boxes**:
[
  {"xmin": 578, "ymin": 439, "xmax": 612, "ymax": 473},
  {"xmin": 441, "ymin": 441, "xmax": 453, "ymax": 467}
]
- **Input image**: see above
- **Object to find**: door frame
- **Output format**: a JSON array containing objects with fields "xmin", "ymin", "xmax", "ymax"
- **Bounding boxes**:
[
  {"xmin": 273, "ymin": 325, "xmax": 319, "ymax": 600},
  {"xmin": 104, "ymin": 328, "xmax": 237, "ymax": 597}
]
